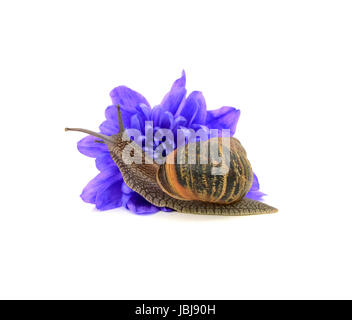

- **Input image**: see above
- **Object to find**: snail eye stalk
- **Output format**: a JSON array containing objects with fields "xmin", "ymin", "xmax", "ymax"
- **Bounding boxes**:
[
  {"xmin": 65, "ymin": 127, "xmax": 115, "ymax": 145},
  {"xmin": 117, "ymin": 105, "xmax": 125, "ymax": 133}
]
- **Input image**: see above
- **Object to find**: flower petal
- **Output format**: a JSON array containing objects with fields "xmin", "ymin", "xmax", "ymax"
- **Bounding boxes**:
[
  {"xmin": 96, "ymin": 179, "xmax": 124, "ymax": 210},
  {"xmin": 99, "ymin": 120, "xmax": 118, "ymax": 136},
  {"xmin": 136, "ymin": 103, "xmax": 152, "ymax": 121},
  {"xmin": 77, "ymin": 135, "xmax": 108, "ymax": 158},
  {"xmin": 177, "ymin": 91, "xmax": 207, "ymax": 126},
  {"xmin": 80, "ymin": 167, "xmax": 121, "ymax": 204},
  {"xmin": 130, "ymin": 114, "xmax": 142, "ymax": 131},
  {"xmin": 121, "ymin": 182, "xmax": 133, "ymax": 194},
  {"xmin": 206, "ymin": 107, "xmax": 241, "ymax": 136},
  {"xmin": 105, "ymin": 105, "xmax": 118, "ymax": 122},
  {"xmin": 152, "ymin": 105, "xmax": 162, "ymax": 126},
  {"xmin": 245, "ymin": 190, "xmax": 266, "ymax": 201},
  {"xmin": 160, "ymin": 207, "xmax": 173, "ymax": 212},
  {"xmin": 250, "ymin": 173, "xmax": 260, "ymax": 191},
  {"xmin": 174, "ymin": 115, "xmax": 187, "ymax": 127},
  {"xmin": 95, "ymin": 152, "xmax": 116, "ymax": 171},
  {"xmin": 246, "ymin": 173, "xmax": 266, "ymax": 201},
  {"xmin": 110, "ymin": 86, "xmax": 150, "ymax": 112},
  {"xmin": 126, "ymin": 193, "xmax": 160, "ymax": 214},
  {"xmin": 159, "ymin": 111, "xmax": 174, "ymax": 129},
  {"xmin": 160, "ymin": 71, "xmax": 187, "ymax": 115}
]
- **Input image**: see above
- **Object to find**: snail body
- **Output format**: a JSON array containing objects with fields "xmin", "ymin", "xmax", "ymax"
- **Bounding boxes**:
[{"xmin": 66, "ymin": 105, "xmax": 278, "ymax": 215}]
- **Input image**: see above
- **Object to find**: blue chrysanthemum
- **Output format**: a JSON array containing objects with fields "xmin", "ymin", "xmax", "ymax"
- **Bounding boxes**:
[{"xmin": 77, "ymin": 71, "xmax": 265, "ymax": 214}]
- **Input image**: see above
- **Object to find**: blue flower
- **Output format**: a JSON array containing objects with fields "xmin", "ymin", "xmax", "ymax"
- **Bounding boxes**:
[{"xmin": 77, "ymin": 71, "xmax": 265, "ymax": 214}]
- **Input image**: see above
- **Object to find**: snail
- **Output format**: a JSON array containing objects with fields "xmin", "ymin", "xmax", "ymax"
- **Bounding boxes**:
[{"xmin": 66, "ymin": 105, "xmax": 278, "ymax": 215}]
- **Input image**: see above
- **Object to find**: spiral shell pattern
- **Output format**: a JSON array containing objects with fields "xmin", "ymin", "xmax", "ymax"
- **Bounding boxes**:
[{"xmin": 156, "ymin": 137, "xmax": 253, "ymax": 204}]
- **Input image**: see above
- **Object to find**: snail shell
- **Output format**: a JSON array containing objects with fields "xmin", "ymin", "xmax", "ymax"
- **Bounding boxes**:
[{"xmin": 156, "ymin": 137, "xmax": 253, "ymax": 204}]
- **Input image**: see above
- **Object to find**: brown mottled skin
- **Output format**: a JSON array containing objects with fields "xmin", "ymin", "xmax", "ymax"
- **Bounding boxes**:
[{"xmin": 66, "ymin": 106, "xmax": 278, "ymax": 216}]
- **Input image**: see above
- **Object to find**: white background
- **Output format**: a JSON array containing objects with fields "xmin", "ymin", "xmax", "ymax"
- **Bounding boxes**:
[{"xmin": 0, "ymin": 0, "xmax": 351, "ymax": 299}]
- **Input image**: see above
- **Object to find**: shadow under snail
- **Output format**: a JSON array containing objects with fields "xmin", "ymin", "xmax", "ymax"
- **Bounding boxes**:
[{"xmin": 66, "ymin": 105, "xmax": 278, "ymax": 215}]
